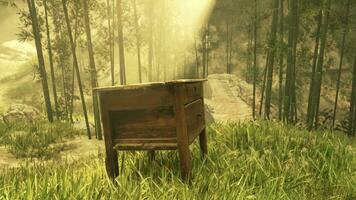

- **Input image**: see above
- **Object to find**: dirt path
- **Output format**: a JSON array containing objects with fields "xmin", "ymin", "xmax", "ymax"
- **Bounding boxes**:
[
  {"xmin": 205, "ymin": 74, "xmax": 253, "ymax": 122},
  {"xmin": 0, "ymin": 136, "xmax": 104, "ymax": 169}
]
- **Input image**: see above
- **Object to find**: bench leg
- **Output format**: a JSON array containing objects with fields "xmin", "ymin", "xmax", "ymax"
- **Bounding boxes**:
[
  {"xmin": 105, "ymin": 149, "xmax": 119, "ymax": 182},
  {"xmin": 148, "ymin": 150, "xmax": 155, "ymax": 161},
  {"xmin": 177, "ymin": 142, "xmax": 192, "ymax": 182},
  {"xmin": 199, "ymin": 128, "xmax": 208, "ymax": 157}
]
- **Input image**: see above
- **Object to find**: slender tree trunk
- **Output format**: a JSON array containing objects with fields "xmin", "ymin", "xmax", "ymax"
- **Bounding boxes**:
[
  {"xmin": 116, "ymin": 0, "xmax": 126, "ymax": 85},
  {"xmin": 349, "ymin": 50, "xmax": 356, "ymax": 137},
  {"xmin": 83, "ymin": 0, "xmax": 102, "ymax": 139},
  {"xmin": 202, "ymin": 27, "xmax": 207, "ymax": 78},
  {"xmin": 112, "ymin": 0, "xmax": 116, "ymax": 85},
  {"xmin": 306, "ymin": 10, "xmax": 322, "ymax": 128},
  {"xmin": 43, "ymin": 0, "xmax": 59, "ymax": 119},
  {"xmin": 332, "ymin": 0, "xmax": 351, "ymax": 128},
  {"xmin": 195, "ymin": 39, "xmax": 200, "ymax": 78},
  {"xmin": 264, "ymin": 0, "xmax": 279, "ymax": 119},
  {"xmin": 226, "ymin": 14, "xmax": 230, "ymax": 73},
  {"xmin": 133, "ymin": 0, "xmax": 142, "ymax": 83},
  {"xmin": 148, "ymin": 0, "xmax": 153, "ymax": 82},
  {"xmin": 229, "ymin": 15, "xmax": 233, "ymax": 74},
  {"xmin": 283, "ymin": 0, "xmax": 297, "ymax": 123},
  {"xmin": 290, "ymin": 0, "xmax": 300, "ymax": 123},
  {"xmin": 206, "ymin": 24, "xmax": 210, "ymax": 77},
  {"xmin": 107, "ymin": 0, "xmax": 115, "ymax": 86},
  {"xmin": 259, "ymin": 55, "xmax": 269, "ymax": 116},
  {"xmin": 27, "ymin": 0, "xmax": 53, "ymax": 122},
  {"xmin": 62, "ymin": 0, "xmax": 91, "ymax": 139},
  {"xmin": 312, "ymin": 0, "xmax": 331, "ymax": 128},
  {"xmin": 278, "ymin": 0, "xmax": 284, "ymax": 120},
  {"xmin": 69, "ymin": 12, "xmax": 79, "ymax": 123},
  {"xmin": 253, "ymin": 0, "xmax": 258, "ymax": 119}
]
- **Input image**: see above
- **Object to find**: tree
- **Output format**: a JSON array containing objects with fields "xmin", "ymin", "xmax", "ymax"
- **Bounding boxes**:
[
  {"xmin": 43, "ymin": 0, "xmax": 59, "ymax": 119},
  {"xmin": 283, "ymin": 0, "xmax": 298, "ymax": 123},
  {"xmin": 107, "ymin": 0, "xmax": 115, "ymax": 86},
  {"xmin": 308, "ymin": 0, "xmax": 331, "ymax": 129},
  {"xmin": 26, "ymin": 0, "xmax": 53, "ymax": 122},
  {"xmin": 82, "ymin": 0, "xmax": 102, "ymax": 139},
  {"xmin": 306, "ymin": 10, "xmax": 322, "ymax": 128},
  {"xmin": 332, "ymin": 0, "xmax": 351, "ymax": 128},
  {"xmin": 117, "ymin": 0, "xmax": 126, "ymax": 85},
  {"xmin": 133, "ymin": 0, "xmax": 142, "ymax": 83},
  {"xmin": 349, "ymin": 50, "xmax": 356, "ymax": 137},
  {"xmin": 278, "ymin": 0, "xmax": 284, "ymax": 120},
  {"xmin": 147, "ymin": 0, "xmax": 153, "ymax": 82},
  {"xmin": 264, "ymin": 0, "xmax": 279, "ymax": 119},
  {"xmin": 252, "ymin": 0, "xmax": 258, "ymax": 119},
  {"xmin": 62, "ymin": 0, "xmax": 91, "ymax": 139}
]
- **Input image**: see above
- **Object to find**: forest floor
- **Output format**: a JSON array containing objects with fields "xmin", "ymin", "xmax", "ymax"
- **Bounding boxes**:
[{"xmin": 0, "ymin": 136, "xmax": 104, "ymax": 169}]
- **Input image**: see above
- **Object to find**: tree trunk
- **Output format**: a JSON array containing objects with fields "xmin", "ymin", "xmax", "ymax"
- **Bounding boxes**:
[
  {"xmin": 252, "ymin": 0, "xmax": 258, "ymax": 119},
  {"xmin": 306, "ymin": 10, "xmax": 322, "ymax": 128},
  {"xmin": 83, "ymin": 0, "xmax": 102, "ymax": 139},
  {"xmin": 278, "ymin": 0, "xmax": 284, "ymax": 120},
  {"xmin": 290, "ymin": 0, "xmax": 300, "ymax": 123},
  {"xmin": 112, "ymin": 0, "xmax": 116, "ymax": 85},
  {"xmin": 264, "ymin": 0, "xmax": 279, "ymax": 119},
  {"xmin": 283, "ymin": 0, "xmax": 297, "ymax": 123},
  {"xmin": 27, "ymin": 0, "xmax": 53, "ymax": 123},
  {"xmin": 349, "ymin": 50, "xmax": 356, "ymax": 137},
  {"xmin": 43, "ymin": 0, "xmax": 59, "ymax": 119},
  {"xmin": 312, "ymin": 0, "xmax": 331, "ymax": 128},
  {"xmin": 226, "ymin": 14, "xmax": 230, "ymax": 73},
  {"xmin": 148, "ymin": 0, "xmax": 153, "ymax": 82},
  {"xmin": 62, "ymin": 0, "xmax": 91, "ymax": 139},
  {"xmin": 195, "ymin": 39, "xmax": 200, "ymax": 78},
  {"xmin": 116, "ymin": 0, "xmax": 126, "ymax": 85},
  {"xmin": 259, "ymin": 55, "xmax": 269, "ymax": 116},
  {"xmin": 332, "ymin": 0, "xmax": 351, "ymax": 128},
  {"xmin": 133, "ymin": 0, "xmax": 142, "ymax": 83},
  {"xmin": 107, "ymin": 0, "xmax": 115, "ymax": 86}
]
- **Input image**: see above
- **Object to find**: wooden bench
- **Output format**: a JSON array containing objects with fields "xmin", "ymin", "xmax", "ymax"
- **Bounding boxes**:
[{"xmin": 94, "ymin": 79, "xmax": 208, "ymax": 182}]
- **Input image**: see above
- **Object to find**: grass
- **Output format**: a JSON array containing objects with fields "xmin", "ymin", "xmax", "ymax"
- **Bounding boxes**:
[
  {"xmin": 0, "ymin": 120, "xmax": 355, "ymax": 199},
  {"xmin": 0, "ymin": 121, "xmax": 82, "ymax": 159}
]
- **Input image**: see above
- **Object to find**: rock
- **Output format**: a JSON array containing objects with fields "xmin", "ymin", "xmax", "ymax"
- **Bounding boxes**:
[{"xmin": 2, "ymin": 104, "xmax": 41, "ymax": 124}]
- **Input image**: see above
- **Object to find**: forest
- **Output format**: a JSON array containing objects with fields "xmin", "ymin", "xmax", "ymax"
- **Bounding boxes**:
[{"xmin": 0, "ymin": 0, "xmax": 355, "ymax": 199}]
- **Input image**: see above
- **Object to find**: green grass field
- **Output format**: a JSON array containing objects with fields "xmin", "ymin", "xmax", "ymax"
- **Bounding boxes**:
[{"xmin": 0, "ymin": 121, "xmax": 355, "ymax": 199}]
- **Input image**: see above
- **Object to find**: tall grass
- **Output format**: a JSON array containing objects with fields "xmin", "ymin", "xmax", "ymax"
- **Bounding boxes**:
[
  {"xmin": 0, "ymin": 121, "xmax": 355, "ymax": 199},
  {"xmin": 0, "ymin": 121, "xmax": 82, "ymax": 158}
]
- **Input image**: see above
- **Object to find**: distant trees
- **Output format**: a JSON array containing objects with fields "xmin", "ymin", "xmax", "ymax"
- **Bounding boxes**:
[{"xmin": 18, "ymin": 0, "xmax": 356, "ymax": 137}]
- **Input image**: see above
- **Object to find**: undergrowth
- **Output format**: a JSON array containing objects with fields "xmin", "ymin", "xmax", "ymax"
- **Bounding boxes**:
[
  {"xmin": 0, "ymin": 121, "xmax": 82, "ymax": 158},
  {"xmin": 0, "ymin": 120, "xmax": 355, "ymax": 199}
]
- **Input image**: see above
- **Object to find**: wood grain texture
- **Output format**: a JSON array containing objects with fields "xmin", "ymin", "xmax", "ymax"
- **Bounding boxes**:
[{"xmin": 96, "ymin": 80, "xmax": 207, "ymax": 182}]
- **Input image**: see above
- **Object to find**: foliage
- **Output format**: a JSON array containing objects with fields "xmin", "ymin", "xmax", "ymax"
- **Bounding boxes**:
[
  {"xmin": 0, "ymin": 121, "xmax": 355, "ymax": 199},
  {"xmin": 0, "ymin": 120, "xmax": 82, "ymax": 159}
]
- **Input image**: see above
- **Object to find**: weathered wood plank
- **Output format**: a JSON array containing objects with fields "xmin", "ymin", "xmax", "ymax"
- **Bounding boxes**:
[
  {"xmin": 101, "ymin": 85, "xmax": 175, "ymax": 110},
  {"xmin": 185, "ymin": 98, "xmax": 205, "ymax": 144},
  {"xmin": 114, "ymin": 143, "xmax": 177, "ymax": 151}
]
